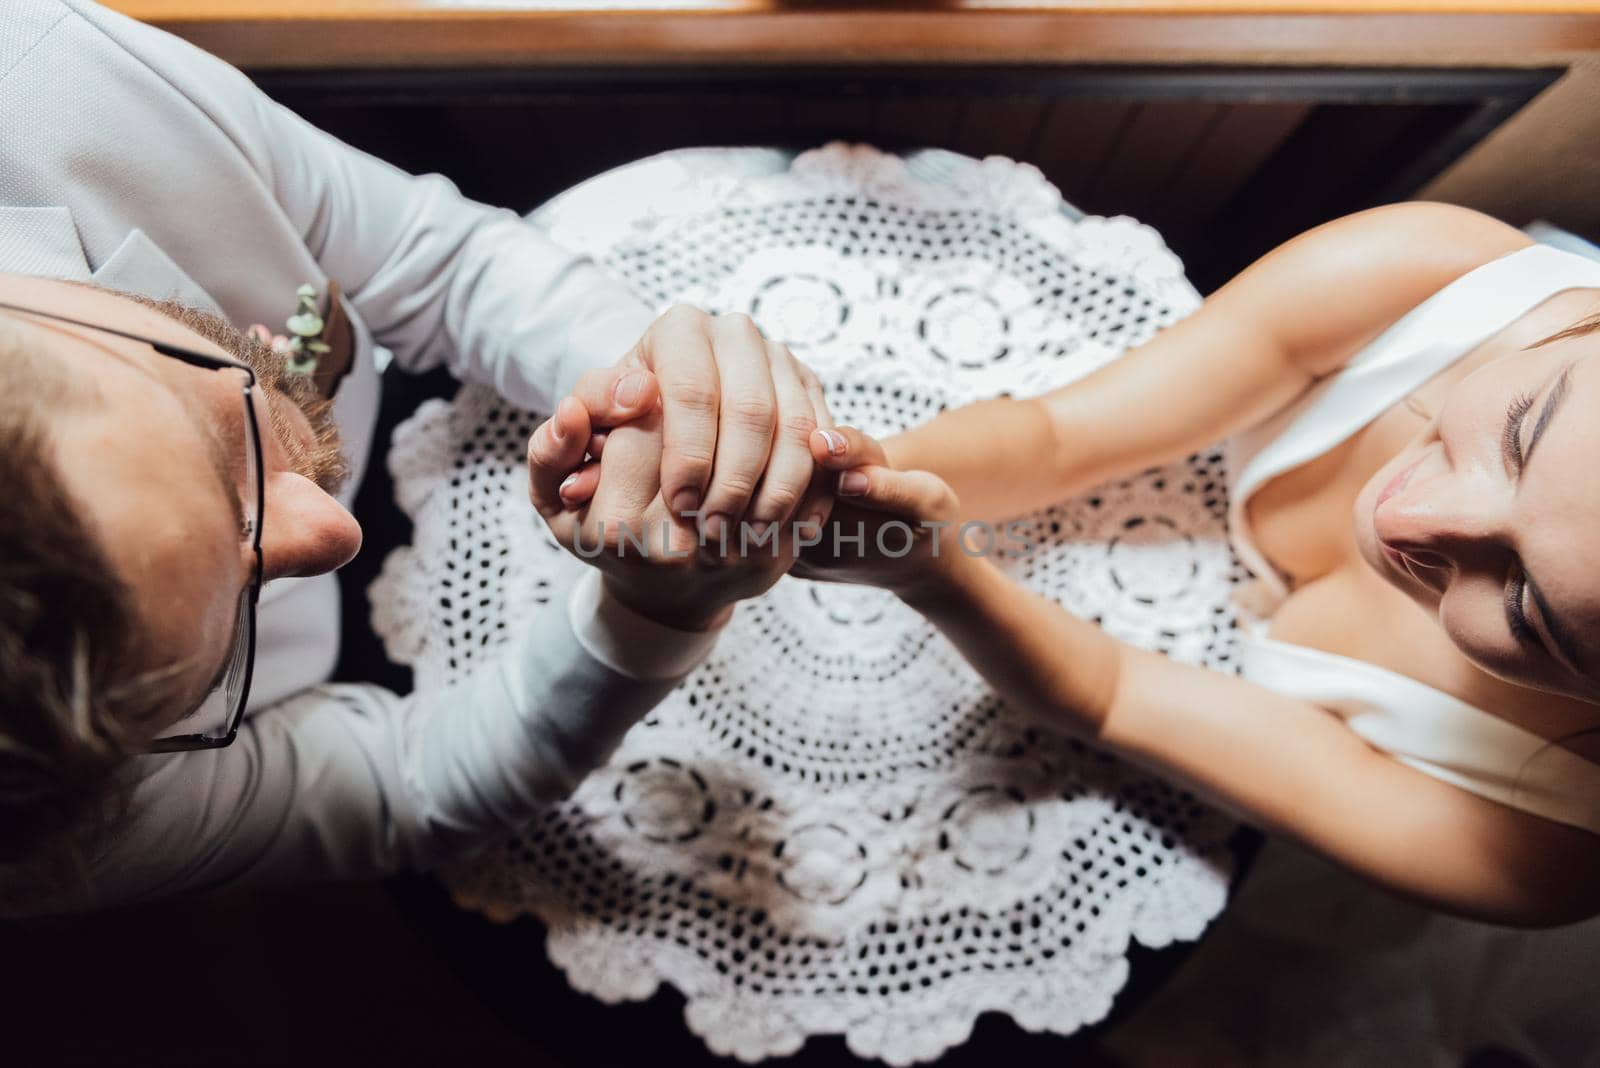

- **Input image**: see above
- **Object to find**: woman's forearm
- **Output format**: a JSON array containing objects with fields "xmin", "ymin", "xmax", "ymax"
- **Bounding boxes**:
[
  {"xmin": 883, "ymin": 396, "xmax": 1066, "ymax": 525},
  {"xmin": 883, "ymin": 293, "xmax": 1312, "ymax": 525},
  {"xmin": 900, "ymin": 550, "xmax": 1124, "ymax": 738},
  {"xmin": 894, "ymin": 551, "xmax": 1600, "ymax": 927},
  {"xmin": 886, "ymin": 204, "xmax": 1535, "ymax": 527},
  {"xmin": 896, "ymin": 548, "xmax": 1370, "ymax": 832}
]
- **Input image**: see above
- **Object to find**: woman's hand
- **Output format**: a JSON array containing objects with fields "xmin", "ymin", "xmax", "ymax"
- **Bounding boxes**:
[{"xmin": 793, "ymin": 426, "xmax": 964, "ymax": 597}]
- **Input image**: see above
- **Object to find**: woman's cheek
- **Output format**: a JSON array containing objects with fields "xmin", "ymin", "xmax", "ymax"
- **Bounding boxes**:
[{"xmin": 1439, "ymin": 589, "xmax": 1524, "ymax": 682}]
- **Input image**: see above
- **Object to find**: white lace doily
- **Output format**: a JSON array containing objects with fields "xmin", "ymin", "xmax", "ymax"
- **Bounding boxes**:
[{"xmin": 370, "ymin": 144, "xmax": 1244, "ymax": 1064}]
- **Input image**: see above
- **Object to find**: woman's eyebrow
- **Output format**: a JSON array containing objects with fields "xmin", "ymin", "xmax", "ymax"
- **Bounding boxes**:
[{"xmin": 1517, "ymin": 357, "xmax": 1588, "ymax": 680}]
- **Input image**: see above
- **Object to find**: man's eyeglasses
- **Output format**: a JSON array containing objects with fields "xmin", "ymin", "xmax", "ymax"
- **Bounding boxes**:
[{"xmin": 0, "ymin": 301, "xmax": 263, "ymax": 753}]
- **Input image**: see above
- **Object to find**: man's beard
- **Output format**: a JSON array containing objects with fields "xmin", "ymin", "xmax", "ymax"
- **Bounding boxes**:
[{"xmin": 130, "ymin": 295, "xmax": 350, "ymax": 495}]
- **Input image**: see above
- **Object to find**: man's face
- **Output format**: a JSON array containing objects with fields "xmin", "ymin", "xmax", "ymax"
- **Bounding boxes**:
[{"xmin": 0, "ymin": 273, "xmax": 361, "ymax": 732}]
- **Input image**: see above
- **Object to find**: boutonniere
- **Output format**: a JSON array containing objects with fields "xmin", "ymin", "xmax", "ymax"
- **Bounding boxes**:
[{"xmin": 247, "ymin": 283, "xmax": 333, "ymax": 379}]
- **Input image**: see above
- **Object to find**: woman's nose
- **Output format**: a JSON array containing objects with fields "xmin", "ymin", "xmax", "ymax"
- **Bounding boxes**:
[{"xmin": 1374, "ymin": 466, "xmax": 1508, "ymax": 569}]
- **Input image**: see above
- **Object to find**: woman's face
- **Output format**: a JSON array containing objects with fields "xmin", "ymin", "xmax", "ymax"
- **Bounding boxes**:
[{"xmin": 1354, "ymin": 324, "xmax": 1600, "ymax": 703}]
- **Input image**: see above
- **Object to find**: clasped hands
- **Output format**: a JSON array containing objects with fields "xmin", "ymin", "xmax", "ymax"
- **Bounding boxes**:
[{"xmin": 526, "ymin": 305, "xmax": 961, "ymax": 632}]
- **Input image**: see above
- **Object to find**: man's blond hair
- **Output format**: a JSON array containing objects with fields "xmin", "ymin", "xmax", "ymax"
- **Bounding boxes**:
[{"xmin": 0, "ymin": 320, "xmax": 174, "ymax": 907}]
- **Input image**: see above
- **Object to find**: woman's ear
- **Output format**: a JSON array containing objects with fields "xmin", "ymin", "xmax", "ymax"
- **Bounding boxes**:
[{"xmin": 257, "ymin": 470, "xmax": 362, "ymax": 580}]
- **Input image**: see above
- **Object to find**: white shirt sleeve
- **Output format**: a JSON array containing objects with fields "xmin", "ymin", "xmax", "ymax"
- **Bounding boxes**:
[
  {"xmin": 72, "ymin": 578, "xmax": 722, "ymax": 910},
  {"xmin": 567, "ymin": 570, "xmax": 723, "ymax": 680},
  {"xmin": 68, "ymin": 0, "xmax": 657, "ymax": 408}
]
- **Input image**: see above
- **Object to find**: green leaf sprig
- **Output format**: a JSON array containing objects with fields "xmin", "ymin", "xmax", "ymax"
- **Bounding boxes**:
[{"xmin": 282, "ymin": 283, "xmax": 331, "ymax": 378}]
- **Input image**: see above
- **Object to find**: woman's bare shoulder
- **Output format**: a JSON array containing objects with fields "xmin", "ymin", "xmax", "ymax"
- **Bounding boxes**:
[{"xmin": 1240, "ymin": 203, "xmax": 1534, "ymax": 379}]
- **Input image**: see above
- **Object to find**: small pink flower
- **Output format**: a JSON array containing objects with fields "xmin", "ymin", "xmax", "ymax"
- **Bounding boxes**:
[
  {"xmin": 246, "ymin": 322, "xmax": 294, "ymax": 354},
  {"xmin": 247, "ymin": 322, "xmax": 295, "ymax": 356}
]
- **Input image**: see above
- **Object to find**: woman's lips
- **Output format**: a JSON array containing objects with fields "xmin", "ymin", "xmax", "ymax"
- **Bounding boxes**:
[
  {"xmin": 1376, "ymin": 455, "xmax": 1422, "ymax": 509},
  {"xmin": 1372, "ymin": 456, "xmax": 1447, "ymax": 594}
]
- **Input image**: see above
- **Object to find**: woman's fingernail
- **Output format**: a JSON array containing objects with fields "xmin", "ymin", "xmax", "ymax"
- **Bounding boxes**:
[
  {"xmin": 549, "ymin": 416, "xmax": 567, "ymax": 444},
  {"xmin": 838, "ymin": 471, "xmax": 869, "ymax": 496},
  {"xmin": 820, "ymin": 429, "xmax": 847, "ymax": 456},
  {"xmin": 559, "ymin": 473, "xmax": 580, "ymax": 496},
  {"xmin": 613, "ymin": 372, "xmax": 648, "ymax": 408},
  {"xmin": 671, "ymin": 487, "xmax": 701, "ymax": 514}
]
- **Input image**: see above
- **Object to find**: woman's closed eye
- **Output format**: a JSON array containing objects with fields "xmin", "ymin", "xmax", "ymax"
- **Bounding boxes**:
[
  {"xmin": 1501, "ymin": 389, "xmax": 1536, "ymax": 475},
  {"xmin": 1506, "ymin": 566, "xmax": 1543, "ymax": 653},
  {"xmin": 1502, "ymin": 361, "xmax": 1575, "ymax": 479},
  {"xmin": 1495, "ymin": 361, "xmax": 1585, "ymax": 676},
  {"xmin": 1504, "ymin": 564, "xmax": 1585, "ymax": 683}
]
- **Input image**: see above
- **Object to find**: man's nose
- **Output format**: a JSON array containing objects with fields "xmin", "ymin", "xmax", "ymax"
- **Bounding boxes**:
[{"xmin": 258, "ymin": 471, "xmax": 363, "ymax": 581}]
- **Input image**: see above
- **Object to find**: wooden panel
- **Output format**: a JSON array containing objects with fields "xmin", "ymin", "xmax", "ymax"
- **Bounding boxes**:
[
  {"xmin": 1083, "ymin": 99, "xmax": 1226, "ymax": 216},
  {"xmin": 260, "ymin": 66, "xmax": 1554, "ymax": 301},
  {"xmin": 106, "ymin": 4, "xmax": 1600, "ymax": 71},
  {"xmin": 1151, "ymin": 100, "xmax": 1312, "ymax": 246},
  {"xmin": 109, "ymin": 3, "xmax": 1600, "ymax": 15},
  {"xmin": 1196, "ymin": 101, "xmax": 1473, "ymax": 287},
  {"xmin": 871, "ymin": 95, "xmax": 972, "ymax": 151},
  {"xmin": 785, "ymin": 96, "xmax": 878, "ymax": 144},
  {"xmin": 607, "ymin": 94, "xmax": 729, "ymax": 155},
  {"xmin": 1026, "ymin": 99, "xmax": 1138, "ymax": 204},
  {"xmin": 952, "ymin": 97, "xmax": 1051, "ymax": 162},
  {"xmin": 658, "ymin": 92, "xmax": 776, "ymax": 147}
]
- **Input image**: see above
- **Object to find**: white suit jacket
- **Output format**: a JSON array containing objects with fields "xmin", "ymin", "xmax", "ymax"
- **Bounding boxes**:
[{"xmin": 0, "ymin": 0, "xmax": 716, "ymax": 909}]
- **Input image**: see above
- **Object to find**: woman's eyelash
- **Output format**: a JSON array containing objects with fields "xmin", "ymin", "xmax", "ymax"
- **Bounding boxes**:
[
  {"xmin": 1506, "ymin": 568, "xmax": 1539, "ymax": 647},
  {"xmin": 1503, "ymin": 390, "xmax": 1536, "ymax": 468}
]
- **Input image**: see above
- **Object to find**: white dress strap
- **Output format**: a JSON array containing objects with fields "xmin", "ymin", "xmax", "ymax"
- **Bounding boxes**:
[
  {"xmin": 1240, "ymin": 633, "xmax": 1600, "ymax": 835},
  {"xmin": 1227, "ymin": 243, "xmax": 1600, "ymax": 600}
]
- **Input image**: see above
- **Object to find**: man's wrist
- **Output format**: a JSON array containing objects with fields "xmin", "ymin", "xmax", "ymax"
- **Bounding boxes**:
[
  {"xmin": 568, "ymin": 570, "xmax": 726, "ymax": 681},
  {"xmin": 601, "ymin": 575, "xmax": 734, "ymax": 633}
]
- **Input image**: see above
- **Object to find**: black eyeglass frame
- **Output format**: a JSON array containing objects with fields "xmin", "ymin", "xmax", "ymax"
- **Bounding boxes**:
[{"xmin": 0, "ymin": 300, "xmax": 265, "ymax": 753}]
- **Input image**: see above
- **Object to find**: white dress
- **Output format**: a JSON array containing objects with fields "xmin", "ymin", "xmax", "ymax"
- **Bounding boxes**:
[
  {"xmin": 1104, "ymin": 242, "xmax": 1600, "ymax": 1067},
  {"xmin": 1228, "ymin": 241, "xmax": 1600, "ymax": 834}
]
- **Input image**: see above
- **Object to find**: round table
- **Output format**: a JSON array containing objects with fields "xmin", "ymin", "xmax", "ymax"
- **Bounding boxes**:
[{"xmin": 368, "ymin": 144, "xmax": 1251, "ymax": 1065}]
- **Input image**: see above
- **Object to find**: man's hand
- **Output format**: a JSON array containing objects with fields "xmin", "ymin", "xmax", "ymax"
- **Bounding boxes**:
[
  {"xmin": 528, "ymin": 394, "xmax": 833, "ymax": 632},
  {"xmin": 571, "ymin": 306, "xmax": 834, "ymax": 542}
]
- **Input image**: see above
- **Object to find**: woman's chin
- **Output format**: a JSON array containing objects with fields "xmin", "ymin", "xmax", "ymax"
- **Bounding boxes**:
[{"xmin": 1349, "ymin": 479, "xmax": 1388, "ymax": 575}]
